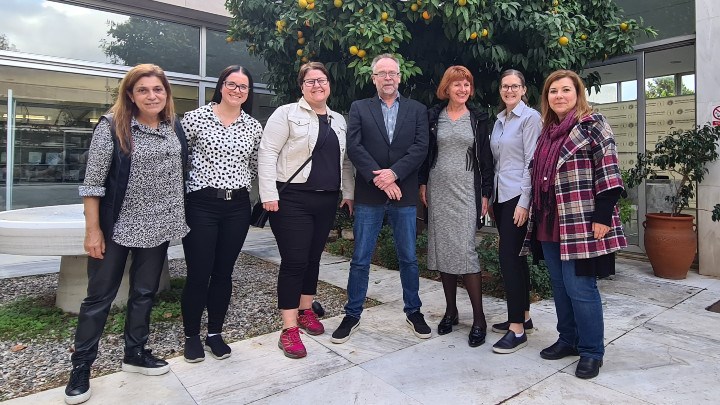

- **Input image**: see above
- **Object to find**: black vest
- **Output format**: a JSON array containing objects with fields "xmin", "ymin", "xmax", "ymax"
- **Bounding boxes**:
[{"xmin": 95, "ymin": 114, "xmax": 188, "ymax": 237}]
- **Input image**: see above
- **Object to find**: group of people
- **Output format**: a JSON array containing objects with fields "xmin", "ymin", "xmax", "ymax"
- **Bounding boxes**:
[{"xmin": 63, "ymin": 52, "xmax": 626, "ymax": 405}]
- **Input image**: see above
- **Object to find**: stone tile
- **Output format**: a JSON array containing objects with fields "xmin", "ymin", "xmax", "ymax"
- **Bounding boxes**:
[
  {"xmin": 601, "ymin": 293, "xmax": 667, "ymax": 334},
  {"xmin": 171, "ymin": 332, "xmax": 352, "ymax": 404},
  {"xmin": 570, "ymin": 332, "xmax": 720, "ymax": 404},
  {"xmin": 254, "ymin": 366, "xmax": 421, "ymax": 405},
  {"xmin": 314, "ymin": 306, "xmax": 434, "ymax": 365},
  {"xmin": 639, "ymin": 307, "xmax": 720, "ymax": 359},
  {"xmin": 4, "ymin": 369, "xmax": 194, "ymax": 405},
  {"xmin": 361, "ymin": 271, "xmax": 443, "ymax": 304},
  {"xmin": 360, "ymin": 331, "xmax": 558, "ymax": 405},
  {"xmin": 674, "ymin": 289, "xmax": 720, "ymax": 314},
  {"xmin": 318, "ymin": 262, "xmax": 397, "ymax": 292},
  {"xmin": 616, "ymin": 257, "xmax": 718, "ymax": 290},
  {"xmin": 597, "ymin": 274, "xmax": 701, "ymax": 308},
  {"xmin": 504, "ymin": 372, "xmax": 649, "ymax": 404}
]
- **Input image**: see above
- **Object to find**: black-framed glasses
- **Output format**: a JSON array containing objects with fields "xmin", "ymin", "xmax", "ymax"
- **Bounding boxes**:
[
  {"xmin": 224, "ymin": 81, "xmax": 250, "ymax": 92},
  {"xmin": 501, "ymin": 84, "xmax": 522, "ymax": 92},
  {"xmin": 303, "ymin": 78, "xmax": 329, "ymax": 87},
  {"xmin": 372, "ymin": 71, "xmax": 400, "ymax": 78}
]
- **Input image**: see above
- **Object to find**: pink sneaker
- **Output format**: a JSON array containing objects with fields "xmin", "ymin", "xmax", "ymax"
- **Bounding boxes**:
[
  {"xmin": 298, "ymin": 309, "xmax": 325, "ymax": 335},
  {"xmin": 278, "ymin": 327, "xmax": 307, "ymax": 359}
]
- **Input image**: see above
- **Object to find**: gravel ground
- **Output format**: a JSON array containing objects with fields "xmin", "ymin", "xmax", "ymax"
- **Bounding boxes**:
[{"xmin": 0, "ymin": 254, "xmax": 360, "ymax": 401}]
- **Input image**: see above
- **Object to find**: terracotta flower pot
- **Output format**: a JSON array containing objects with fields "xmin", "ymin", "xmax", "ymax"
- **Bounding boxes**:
[{"xmin": 642, "ymin": 213, "xmax": 696, "ymax": 279}]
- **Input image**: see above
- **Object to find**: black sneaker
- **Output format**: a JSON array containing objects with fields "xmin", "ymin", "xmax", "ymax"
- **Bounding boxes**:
[
  {"xmin": 205, "ymin": 334, "xmax": 232, "ymax": 360},
  {"xmin": 491, "ymin": 318, "xmax": 534, "ymax": 334},
  {"xmin": 184, "ymin": 335, "xmax": 205, "ymax": 363},
  {"xmin": 64, "ymin": 363, "xmax": 91, "ymax": 405},
  {"xmin": 406, "ymin": 312, "xmax": 432, "ymax": 339},
  {"xmin": 492, "ymin": 330, "xmax": 528, "ymax": 354},
  {"xmin": 122, "ymin": 348, "xmax": 170, "ymax": 376},
  {"xmin": 330, "ymin": 315, "xmax": 360, "ymax": 344}
]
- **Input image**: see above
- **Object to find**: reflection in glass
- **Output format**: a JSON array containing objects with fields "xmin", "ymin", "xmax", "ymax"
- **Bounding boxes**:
[
  {"xmin": 616, "ymin": 0, "xmax": 695, "ymax": 44},
  {"xmin": 206, "ymin": 30, "xmax": 266, "ymax": 79},
  {"xmin": 0, "ymin": 1, "xmax": 200, "ymax": 74}
]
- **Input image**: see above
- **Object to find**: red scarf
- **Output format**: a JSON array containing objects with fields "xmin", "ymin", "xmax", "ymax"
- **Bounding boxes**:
[{"xmin": 531, "ymin": 109, "xmax": 577, "ymax": 219}]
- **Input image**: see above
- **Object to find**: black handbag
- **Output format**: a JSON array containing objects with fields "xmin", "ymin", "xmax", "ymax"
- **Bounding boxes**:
[{"xmin": 251, "ymin": 116, "xmax": 333, "ymax": 228}]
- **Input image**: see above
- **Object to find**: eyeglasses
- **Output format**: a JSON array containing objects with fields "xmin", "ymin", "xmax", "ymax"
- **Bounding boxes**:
[
  {"xmin": 224, "ymin": 81, "xmax": 250, "ymax": 92},
  {"xmin": 372, "ymin": 71, "xmax": 400, "ymax": 78},
  {"xmin": 303, "ymin": 78, "xmax": 329, "ymax": 87},
  {"xmin": 501, "ymin": 84, "xmax": 522, "ymax": 92}
]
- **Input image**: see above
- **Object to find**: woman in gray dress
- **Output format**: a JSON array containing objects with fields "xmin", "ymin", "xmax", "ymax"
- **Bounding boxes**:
[{"xmin": 419, "ymin": 65, "xmax": 493, "ymax": 347}]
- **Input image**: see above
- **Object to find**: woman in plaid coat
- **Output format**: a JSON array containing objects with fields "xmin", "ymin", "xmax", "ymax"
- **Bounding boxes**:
[{"xmin": 522, "ymin": 70, "xmax": 627, "ymax": 380}]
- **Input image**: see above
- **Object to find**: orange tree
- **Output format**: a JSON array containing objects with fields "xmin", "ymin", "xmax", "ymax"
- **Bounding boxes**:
[{"xmin": 225, "ymin": 0, "xmax": 655, "ymax": 112}]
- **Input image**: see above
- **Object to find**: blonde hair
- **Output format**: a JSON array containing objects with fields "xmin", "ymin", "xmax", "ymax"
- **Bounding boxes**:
[
  {"xmin": 436, "ymin": 65, "xmax": 474, "ymax": 101},
  {"xmin": 540, "ymin": 69, "xmax": 592, "ymax": 126},
  {"xmin": 109, "ymin": 64, "xmax": 175, "ymax": 154}
]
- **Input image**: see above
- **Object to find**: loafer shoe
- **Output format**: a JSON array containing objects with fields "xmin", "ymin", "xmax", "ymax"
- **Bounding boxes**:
[
  {"xmin": 492, "ymin": 330, "xmax": 528, "ymax": 354},
  {"xmin": 437, "ymin": 312, "xmax": 459, "ymax": 335},
  {"xmin": 468, "ymin": 325, "xmax": 486, "ymax": 347},
  {"xmin": 491, "ymin": 318, "xmax": 534, "ymax": 334},
  {"xmin": 575, "ymin": 357, "xmax": 603, "ymax": 379},
  {"xmin": 540, "ymin": 340, "xmax": 579, "ymax": 360}
]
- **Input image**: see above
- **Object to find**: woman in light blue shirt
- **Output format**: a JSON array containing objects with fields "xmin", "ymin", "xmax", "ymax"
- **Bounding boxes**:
[{"xmin": 489, "ymin": 69, "xmax": 542, "ymax": 354}]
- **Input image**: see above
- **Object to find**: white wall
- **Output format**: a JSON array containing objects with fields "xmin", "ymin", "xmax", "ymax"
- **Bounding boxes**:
[{"xmin": 696, "ymin": 0, "xmax": 720, "ymax": 276}]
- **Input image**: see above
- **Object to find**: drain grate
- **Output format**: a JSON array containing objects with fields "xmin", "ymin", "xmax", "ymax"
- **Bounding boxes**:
[{"xmin": 706, "ymin": 299, "xmax": 720, "ymax": 313}]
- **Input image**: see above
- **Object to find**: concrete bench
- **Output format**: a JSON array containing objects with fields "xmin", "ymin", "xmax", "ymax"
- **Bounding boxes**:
[{"xmin": 0, "ymin": 204, "xmax": 170, "ymax": 313}]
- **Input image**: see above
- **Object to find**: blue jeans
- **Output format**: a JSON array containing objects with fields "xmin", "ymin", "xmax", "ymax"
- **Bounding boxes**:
[
  {"xmin": 541, "ymin": 242, "xmax": 604, "ymax": 360},
  {"xmin": 344, "ymin": 203, "xmax": 422, "ymax": 318}
]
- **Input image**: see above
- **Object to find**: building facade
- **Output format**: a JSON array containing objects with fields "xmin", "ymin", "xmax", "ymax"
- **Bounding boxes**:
[{"xmin": 1, "ymin": 0, "xmax": 718, "ymax": 275}]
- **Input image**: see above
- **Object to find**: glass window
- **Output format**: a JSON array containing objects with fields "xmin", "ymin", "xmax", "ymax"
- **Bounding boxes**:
[
  {"xmin": 588, "ymin": 83, "xmax": 618, "ymax": 104},
  {"xmin": 201, "ymin": 86, "xmax": 277, "ymax": 126},
  {"xmin": 0, "ymin": 66, "xmax": 198, "ymax": 210},
  {"xmin": 0, "ymin": 0, "xmax": 200, "ymax": 75},
  {"xmin": 620, "ymin": 80, "xmax": 638, "ymax": 102},
  {"xmin": 615, "ymin": 0, "xmax": 695, "ymax": 44},
  {"xmin": 206, "ymin": 30, "xmax": 267, "ymax": 79}
]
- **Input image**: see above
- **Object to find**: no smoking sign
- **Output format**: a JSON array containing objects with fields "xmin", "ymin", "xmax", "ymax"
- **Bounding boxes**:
[{"xmin": 714, "ymin": 105, "xmax": 720, "ymax": 126}]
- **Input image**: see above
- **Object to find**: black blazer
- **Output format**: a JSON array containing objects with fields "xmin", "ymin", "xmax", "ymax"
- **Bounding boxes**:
[
  {"xmin": 419, "ymin": 103, "xmax": 493, "ymax": 229},
  {"xmin": 346, "ymin": 95, "xmax": 429, "ymax": 206}
]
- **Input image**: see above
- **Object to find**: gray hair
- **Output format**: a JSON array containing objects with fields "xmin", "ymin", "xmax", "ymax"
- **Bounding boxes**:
[{"xmin": 370, "ymin": 53, "xmax": 400, "ymax": 72}]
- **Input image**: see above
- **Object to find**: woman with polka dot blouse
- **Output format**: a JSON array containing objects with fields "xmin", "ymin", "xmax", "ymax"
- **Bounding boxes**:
[
  {"xmin": 180, "ymin": 65, "xmax": 263, "ymax": 363},
  {"xmin": 258, "ymin": 62, "xmax": 355, "ymax": 359}
]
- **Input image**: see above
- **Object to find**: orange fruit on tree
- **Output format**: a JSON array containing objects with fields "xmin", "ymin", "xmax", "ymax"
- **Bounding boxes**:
[
  {"xmin": 383, "ymin": 36, "xmax": 392, "ymax": 43},
  {"xmin": 470, "ymin": 32, "xmax": 478, "ymax": 40},
  {"xmin": 334, "ymin": 0, "xmax": 343, "ymax": 7},
  {"xmin": 301, "ymin": 56, "xmax": 309, "ymax": 63},
  {"xmin": 298, "ymin": 37, "xmax": 306, "ymax": 45},
  {"xmin": 410, "ymin": 4, "xmax": 418, "ymax": 11},
  {"xmin": 357, "ymin": 49, "xmax": 367, "ymax": 58},
  {"xmin": 297, "ymin": 31, "xmax": 303, "ymax": 38},
  {"xmin": 298, "ymin": 0, "xmax": 308, "ymax": 9},
  {"xmin": 458, "ymin": 0, "xmax": 467, "ymax": 6},
  {"xmin": 422, "ymin": 10, "xmax": 431, "ymax": 20},
  {"xmin": 307, "ymin": 2, "xmax": 315, "ymax": 10},
  {"xmin": 580, "ymin": 33, "xmax": 588, "ymax": 40},
  {"xmin": 305, "ymin": 19, "xmax": 311, "ymax": 27},
  {"xmin": 226, "ymin": 36, "xmax": 234, "ymax": 43},
  {"xmin": 553, "ymin": 0, "xmax": 559, "ymax": 6},
  {"xmin": 417, "ymin": 0, "xmax": 423, "ymax": 5},
  {"xmin": 381, "ymin": 12, "xmax": 389, "ymax": 21},
  {"xmin": 307, "ymin": 0, "xmax": 314, "ymax": 3},
  {"xmin": 481, "ymin": 28, "xmax": 488, "ymax": 37},
  {"xmin": 620, "ymin": 22, "xmax": 629, "ymax": 31},
  {"xmin": 349, "ymin": 45, "xmax": 359, "ymax": 55},
  {"xmin": 297, "ymin": 49, "xmax": 304, "ymax": 56},
  {"xmin": 558, "ymin": 36, "xmax": 569, "ymax": 46}
]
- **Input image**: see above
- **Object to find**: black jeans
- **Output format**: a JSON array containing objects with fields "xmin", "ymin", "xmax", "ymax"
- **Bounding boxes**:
[
  {"xmin": 494, "ymin": 195, "xmax": 531, "ymax": 324},
  {"xmin": 71, "ymin": 239, "xmax": 169, "ymax": 366},
  {"xmin": 270, "ymin": 187, "xmax": 338, "ymax": 309},
  {"xmin": 181, "ymin": 188, "xmax": 251, "ymax": 336}
]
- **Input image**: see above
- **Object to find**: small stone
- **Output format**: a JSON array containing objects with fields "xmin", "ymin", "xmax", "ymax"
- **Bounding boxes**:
[{"xmin": 11, "ymin": 344, "xmax": 27, "ymax": 352}]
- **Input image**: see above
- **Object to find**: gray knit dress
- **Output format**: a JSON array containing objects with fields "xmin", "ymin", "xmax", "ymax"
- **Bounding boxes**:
[{"xmin": 427, "ymin": 110, "xmax": 481, "ymax": 275}]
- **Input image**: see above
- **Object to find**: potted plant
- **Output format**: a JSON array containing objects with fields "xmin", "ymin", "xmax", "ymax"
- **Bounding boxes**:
[{"xmin": 627, "ymin": 124, "xmax": 720, "ymax": 279}]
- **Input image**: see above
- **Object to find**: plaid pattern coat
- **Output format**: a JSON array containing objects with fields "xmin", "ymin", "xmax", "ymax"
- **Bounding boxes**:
[{"xmin": 521, "ymin": 113, "xmax": 627, "ymax": 260}]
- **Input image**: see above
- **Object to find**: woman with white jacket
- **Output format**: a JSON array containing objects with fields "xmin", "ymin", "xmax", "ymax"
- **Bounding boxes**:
[{"xmin": 258, "ymin": 62, "xmax": 354, "ymax": 359}]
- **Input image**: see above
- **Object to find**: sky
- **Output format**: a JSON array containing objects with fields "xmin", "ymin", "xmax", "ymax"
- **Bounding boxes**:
[{"xmin": 1, "ymin": 0, "xmax": 129, "ymax": 63}]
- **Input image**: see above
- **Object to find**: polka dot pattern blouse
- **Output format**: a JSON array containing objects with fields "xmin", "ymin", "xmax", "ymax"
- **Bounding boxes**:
[{"xmin": 181, "ymin": 103, "xmax": 263, "ymax": 192}]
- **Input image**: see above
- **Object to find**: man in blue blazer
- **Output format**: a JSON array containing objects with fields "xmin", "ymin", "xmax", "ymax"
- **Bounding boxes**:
[{"xmin": 331, "ymin": 54, "xmax": 430, "ymax": 344}]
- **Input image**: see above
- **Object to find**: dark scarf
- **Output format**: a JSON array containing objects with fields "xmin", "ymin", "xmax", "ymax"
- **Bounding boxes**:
[{"xmin": 531, "ymin": 109, "xmax": 577, "ymax": 221}]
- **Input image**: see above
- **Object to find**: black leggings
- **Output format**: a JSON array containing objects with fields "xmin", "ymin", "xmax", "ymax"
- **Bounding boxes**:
[
  {"xmin": 270, "ymin": 187, "xmax": 338, "ymax": 309},
  {"xmin": 181, "ymin": 188, "xmax": 251, "ymax": 336},
  {"xmin": 72, "ymin": 239, "xmax": 169, "ymax": 366},
  {"xmin": 494, "ymin": 195, "xmax": 531, "ymax": 323}
]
